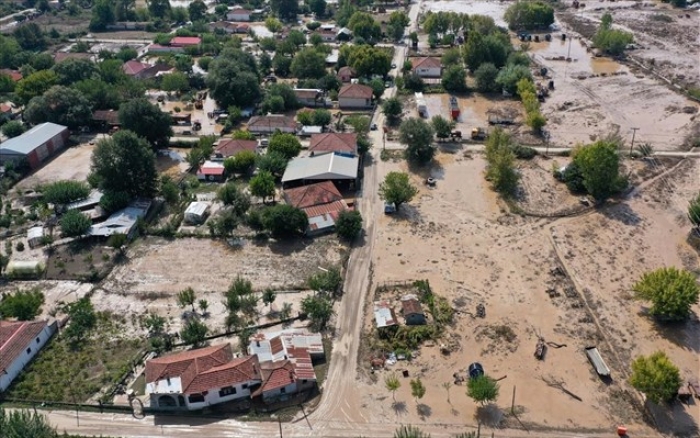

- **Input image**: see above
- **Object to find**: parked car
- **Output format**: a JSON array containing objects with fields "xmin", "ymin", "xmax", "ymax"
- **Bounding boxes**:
[
  {"xmin": 370, "ymin": 123, "xmax": 378, "ymax": 131},
  {"xmin": 384, "ymin": 202, "xmax": 396, "ymax": 214}
]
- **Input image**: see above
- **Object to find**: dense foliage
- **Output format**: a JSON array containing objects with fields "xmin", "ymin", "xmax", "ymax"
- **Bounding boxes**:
[
  {"xmin": 629, "ymin": 351, "xmax": 681, "ymax": 404},
  {"xmin": 0, "ymin": 288, "xmax": 44, "ymax": 320},
  {"xmin": 633, "ymin": 267, "xmax": 700, "ymax": 321},
  {"xmin": 504, "ymin": 2, "xmax": 555, "ymax": 31},
  {"xmin": 379, "ymin": 172, "xmax": 418, "ymax": 209}
]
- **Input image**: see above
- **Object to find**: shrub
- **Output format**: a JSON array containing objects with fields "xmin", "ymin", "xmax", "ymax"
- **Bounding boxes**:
[
  {"xmin": 474, "ymin": 63, "xmax": 499, "ymax": 93},
  {"xmin": 629, "ymin": 351, "xmax": 681, "ymax": 404},
  {"xmin": 633, "ymin": 267, "xmax": 699, "ymax": 321},
  {"xmin": 59, "ymin": 209, "xmax": 92, "ymax": 237},
  {"xmin": 41, "ymin": 180, "xmax": 90, "ymax": 205},
  {"xmin": 593, "ymin": 13, "xmax": 633, "ymax": 56},
  {"xmin": 261, "ymin": 204, "xmax": 308, "ymax": 238},
  {"xmin": 0, "ymin": 288, "xmax": 44, "ymax": 320},
  {"xmin": 335, "ymin": 210, "xmax": 362, "ymax": 241}
]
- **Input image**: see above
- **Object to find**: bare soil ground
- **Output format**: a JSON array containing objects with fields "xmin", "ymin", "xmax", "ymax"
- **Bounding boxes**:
[
  {"xmin": 45, "ymin": 240, "xmax": 116, "ymax": 282},
  {"xmin": 358, "ymin": 152, "xmax": 699, "ymax": 436},
  {"xmin": 15, "ymin": 142, "xmax": 96, "ymax": 190}
]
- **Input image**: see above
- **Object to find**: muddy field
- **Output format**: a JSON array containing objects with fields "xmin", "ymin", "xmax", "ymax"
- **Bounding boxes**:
[
  {"xmin": 16, "ymin": 142, "xmax": 96, "ymax": 190},
  {"xmin": 359, "ymin": 152, "xmax": 699, "ymax": 435}
]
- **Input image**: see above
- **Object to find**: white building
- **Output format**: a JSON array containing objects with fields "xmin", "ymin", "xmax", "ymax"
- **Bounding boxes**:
[
  {"xmin": 410, "ymin": 57, "xmax": 443, "ymax": 78},
  {"xmin": 226, "ymin": 8, "xmax": 251, "ymax": 21},
  {"xmin": 0, "ymin": 320, "xmax": 57, "ymax": 392},
  {"xmin": 337, "ymin": 83, "xmax": 373, "ymax": 109},
  {"xmin": 184, "ymin": 201, "xmax": 210, "ymax": 225},
  {"xmin": 146, "ymin": 344, "xmax": 262, "ymax": 411}
]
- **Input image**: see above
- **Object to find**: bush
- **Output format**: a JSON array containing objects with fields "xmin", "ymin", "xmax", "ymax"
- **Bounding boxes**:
[
  {"xmin": 261, "ymin": 204, "xmax": 308, "ymax": 238},
  {"xmin": 59, "ymin": 209, "xmax": 92, "ymax": 237},
  {"xmin": 572, "ymin": 140, "xmax": 624, "ymax": 201},
  {"xmin": 512, "ymin": 144, "xmax": 537, "ymax": 159},
  {"xmin": 0, "ymin": 288, "xmax": 44, "ymax": 320},
  {"xmin": 1, "ymin": 120, "xmax": 25, "ymax": 138},
  {"xmin": 593, "ymin": 13, "xmax": 633, "ymax": 56},
  {"xmin": 504, "ymin": 2, "xmax": 554, "ymax": 31},
  {"xmin": 441, "ymin": 65, "xmax": 467, "ymax": 92},
  {"xmin": 474, "ymin": 63, "xmax": 499, "ymax": 93},
  {"xmin": 404, "ymin": 73, "xmax": 425, "ymax": 92},
  {"xmin": 496, "ymin": 64, "xmax": 532, "ymax": 95},
  {"xmin": 629, "ymin": 351, "xmax": 681, "ymax": 404},
  {"xmin": 484, "ymin": 128, "xmax": 519, "ymax": 197},
  {"xmin": 41, "ymin": 180, "xmax": 90, "ymax": 205},
  {"xmin": 633, "ymin": 267, "xmax": 699, "ymax": 321},
  {"xmin": 467, "ymin": 375, "xmax": 500, "ymax": 405}
]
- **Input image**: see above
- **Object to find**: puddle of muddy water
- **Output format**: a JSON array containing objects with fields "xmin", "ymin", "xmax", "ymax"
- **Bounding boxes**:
[{"xmin": 527, "ymin": 36, "xmax": 625, "ymax": 75}]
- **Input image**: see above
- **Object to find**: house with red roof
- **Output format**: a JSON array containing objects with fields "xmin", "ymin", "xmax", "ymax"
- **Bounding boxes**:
[
  {"xmin": 196, "ymin": 160, "xmax": 226, "ymax": 182},
  {"xmin": 248, "ymin": 330, "xmax": 324, "ymax": 403},
  {"xmin": 283, "ymin": 181, "xmax": 349, "ymax": 235},
  {"xmin": 338, "ymin": 83, "xmax": 373, "ymax": 109},
  {"xmin": 214, "ymin": 138, "xmax": 258, "ymax": 159},
  {"xmin": 145, "ymin": 344, "xmax": 262, "ymax": 410},
  {"xmin": 170, "ymin": 36, "xmax": 202, "ymax": 47},
  {"xmin": 0, "ymin": 69, "xmax": 23, "ymax": 82},
  {"xmin": 0, "ymin": 320, "xmax": 57, "ymax": 392},
  {"xmin": 309, "ymin": 133, "xmax": 357, "ymax": 156},
  {"xmin": 410, "ymin": 57, "xmax": 442, "ymax": 78}
]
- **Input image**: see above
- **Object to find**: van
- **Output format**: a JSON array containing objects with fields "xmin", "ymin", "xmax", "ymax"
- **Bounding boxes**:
[{"xmin": 259, "ymin": 138, "xmax": 269, "ymax": 147}]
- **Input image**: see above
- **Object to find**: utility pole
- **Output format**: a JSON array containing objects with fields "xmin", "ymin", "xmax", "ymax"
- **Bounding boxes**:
[{"xmin": 629, "ymin": 127, "xmax": 640, "ymax": 157}]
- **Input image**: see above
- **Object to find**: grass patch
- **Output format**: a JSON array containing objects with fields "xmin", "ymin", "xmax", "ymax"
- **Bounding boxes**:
[{"xmin": 6, "ymin": 313, "xmax": 146, "ymax": 403}]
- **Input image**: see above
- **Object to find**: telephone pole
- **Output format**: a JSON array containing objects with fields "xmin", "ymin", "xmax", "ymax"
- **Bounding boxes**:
[{"xmin": 629, "ymin": 127, "xmax": 640, "ymax": 157}]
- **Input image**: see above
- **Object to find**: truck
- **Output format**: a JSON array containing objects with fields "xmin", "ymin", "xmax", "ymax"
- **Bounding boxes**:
[
  {"xmin": 415, "ymin": 92, "xmax": 427, "ymax": 117},
  {"xmin": 471, "ymin": 127, "xmax": 487, "ymax": 140},
  {"xmin": 449, "ymin": 96, "xmax": 460, "ymax": 120}
]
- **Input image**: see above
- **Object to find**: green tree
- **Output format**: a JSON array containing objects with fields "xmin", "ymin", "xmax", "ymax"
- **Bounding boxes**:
[
  {"xmin": 262, "ymin": 288, "xmax": 277, "ymax": 309},
  {"xmin": 119, "ymin": 98, "xmax": 173, "ymax": 149},
  {"xmin": 629, "ymin": 351, "xmax": 681, "ymax": 404},
  {"xmin": 442, "ymin": 65, "xmax": 467, "ymax": 92},
  {"xmin": 62, "ymin": 297, "xmax": 97, "ymax": 347},
  {"xmin": 308, "ymin": 267, "xmax": 343, "ymax": 296},
  {"xmin": 188, "ymin": 0, "xmax": 207, "ymax": 22},
  {"xmin": 387, "ymin": 10, "xmax": 410, "ymax": 42},
  {"xmin": 90, "ymin": 0, "xmax": 116, "ymax": 31},
  {"xmin": 52, "ymin": 58, "xmax": 97, "ymax": 85},
  {"xmin": 394, "ymin": 426, "xmax": 431, "ymax": 438},
  {"xmin": 379, "ymin": 172, "xmax": 418, "ymax": 209},
  {"xmin": 399, "ymin": 118, "xmax": 435, "ymax": 165},
  {"xmin": 41, "ymin": 180, "xmax": 90, "ymax": 205},
  {"xmin": 504, "ymin": 2, "xmax": 554, "ymax": 31},
  {"xmin": 441, "ymin": 48, "xmax": 462, "ymax": 68},
  {"xmin": 161, "ymin": 71, "xmax": 190, "ymax": 93},
  {"xmin": 382, "ymin": 97, "xmax": 403, "ymax": 124},
  {"xmin": 268, "ymin": 132, "xmax": 302, "ymax": 159},
  {"xmin": 262, "ymin": 204, "xmax": 308, "ymax": 238},
  {"xmin": 15, "ymin": 70, "xmax": 58, "ymax": 105},
  {"xmin": 224, "ymin": 150, "xmax": 257, "ymax": 176},
  {"xmin": 484, "ymin": 128, "xmax": 519, "ymax": 197},
  {"xmin": 89, "ymin": 130, "xmax": 158, "ymax": 199},
  {"xmin": 24, "ymin": 86, "xmax": 92, "ymax": 129},
  {"xmin": 572, "ymin": 140, "xmax": 623, "ymax": 202},
  {"xmin": 344, "ymin": 45, "xmax": 391, "ymax": 78},
  {"xmin": 301, "ymin": 294, "xmax": 334, "ymax": 330},
  {"xmin": 257, "ymin": 151, "xmax": 288, "ymax": 177},
  {"xmin": 177, "ymin": 287, "xmax": 197, "ymax": 313},
  {"xmin": 467, "ymin": 375, "xmax": 500, "ymax": 405},
  {"xmin": 13, "ymin": 22, "xmax": 47, "ymax": 51},
  {"xmin": 309, "ymin": 0, "xmax": 326, "ymax": 17},
  {"xmin": 403, "ymin": 73, "xmax": 425, "ymax": 92},
  {"xmin": 474, "ymin": 62, "xmax": 499, "ymax": 93},
  {"xmin": 495, "ymin": 64, "xmax": 532, "ymax": 95},
  {"xmin": 148, "ymin": 0, "xmax": 171, "ymax": 18},
  {"xmin": 335, "ymin": 210, "xmax": 362, "ymax": 241},
  {"xmin": 180, "ymin": 319, "xmax": 208, "ymax": 347},
  {"xmin": 313, "ymin": 109, "xmax": 332, "ymax": 127},
  {"xmin": 198, "ymin": 56, "xmax": 213, "ymax": 71},
  {"xmin": 370, "ymin": 78, "xmax": 385, "ymax": 101},
  {"xmin": 593, "ymin": 12, "xmax": 634, "ymax": 56},
  {"xmin": 410, "ymin": 378, "xmax": 426, "ymax": 403},
  {"xmin": 207, "ymin": 50, "xmax": 261, "ymax": 108},
  {"xmin": 431, "ymin": 115, "xmax": 453, "ymax": 140},
  {"xmin": 348, "ymin": 12, "xmax": 381, "ymax": 42},
  {"xmin": 0, "ymin": 408, "xmax": 57, "ymax": 438},
  {"xmin": 250, "ymin": 171, "xmax": 276, "ymax": 203},
  {"xmin": 208, "ymin": 208, "xmax": 240, "ymax": 237},
  {"xmin": 385, "ymin": 373, "xmax": 401, "ymax": 401},
  {"xmin": 270, "ymin": 0, "xmax": 298, "ymax": 21},
  {"xmin": 0, "ymin": 288, "xmax": 44, "ymax": 320},
  {"xmin": 633, "ymin": 267, "xmax": 699, "ymax": 321},
  {"xmin": 60, "ymin": 210, "xmax": 92, "ymax": 237},
  {"xmin": 291, "ymin": 48, "xmax": 327, "ymax": 79},
  {"xmin": 1, "ymin": 121, "xmax": 25, "ymax": 138},
  {"xmin": 218, "ymin": 183, "xmax": 251, "ymax": 216},
  {"xmin": 273, "ymin": 54, "xmax": 292, "ymax": 77}
]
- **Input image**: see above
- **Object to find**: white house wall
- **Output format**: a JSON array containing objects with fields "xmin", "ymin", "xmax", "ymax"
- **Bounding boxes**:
[
  {"xmin": 0, "ymin": 323, "xmax": 56, "ymax": 392},
  {"xmin": 262, "ymin": 382, "xmax": 298, "ymax": 402},
  {"xmin": 339, "ymin": 97, "xmax": 371, "ymax": 109}
]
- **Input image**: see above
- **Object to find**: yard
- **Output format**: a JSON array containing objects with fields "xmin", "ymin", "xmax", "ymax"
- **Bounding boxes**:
[
  {"xmin": 45, "ymin": 240, "xmax": 116, "ymax": 282},
  {"xmin": 15, "ymin": 142, "xmax": 96, "ymax": 191},
  {"xmin": 6, "ymin": 312, "xmax": 146, "ymax": 404}
]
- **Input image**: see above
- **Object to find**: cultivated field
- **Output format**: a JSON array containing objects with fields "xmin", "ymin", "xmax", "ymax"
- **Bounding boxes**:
[{"xmin": 358, "ymin": 153, "xmax": 699, "ymax": 436}]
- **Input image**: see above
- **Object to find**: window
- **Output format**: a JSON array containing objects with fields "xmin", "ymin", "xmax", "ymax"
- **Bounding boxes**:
[
  {"xmin": 280, "ymin": 387, "xmax": 286, "ymax": 394},
  {"xmin": 188, "ymin": 393, "xmax": 205, "ymax": 404},
  {"xmin": 36, "ymin": 337, "xmax": 40, "ymax": 344},
  {"xmin": 301, "ymin": 380, "xmax": 307, "ymax": 384},
  {"xmin": 26, "ymin": 347, "xmax": 31, "ymax": 354},
  {"xmin": 242, "ymin": 384, "xmax": 248, "ymax": 390},
  {"xmin": 218, "ymin": 386, "xmax": 237, "ymax": 397}
]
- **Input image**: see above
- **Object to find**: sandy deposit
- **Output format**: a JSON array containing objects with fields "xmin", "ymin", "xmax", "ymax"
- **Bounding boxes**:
[{"xmin": 353, "ymin": 153, "xmax": 699, "ymax": 436}]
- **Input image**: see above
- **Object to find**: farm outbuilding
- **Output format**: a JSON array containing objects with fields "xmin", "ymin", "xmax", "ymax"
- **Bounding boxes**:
[
  {"xmin": 401, "ymin": 294, "xmax": 426, "ymax": 325},
  {"xmin": 6, "ymin": 260, "xmax": 44, "ymax": 279},
  {"xmin": 27, "ymin": 226, "xmax": 44, "ymax": 248},
  {"xmin": 0, "ymin": 123, "xmax": 69, "ymax": 170},
  {"xmin": 281, "ymin": 153, "xmax": 358, "ymax": 189},
  {"xmin": 184, "ymin": 202, "xmax": 210, "ymax": 225}
]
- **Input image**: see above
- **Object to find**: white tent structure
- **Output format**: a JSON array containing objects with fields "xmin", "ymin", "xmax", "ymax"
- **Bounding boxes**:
[
  {"xmin": 281, "ymin": 153, "xmax": 358, "ymax": 184},
  {"xmin": 184, "ymin": 201, "xmax": 210, "ymax": 225}
]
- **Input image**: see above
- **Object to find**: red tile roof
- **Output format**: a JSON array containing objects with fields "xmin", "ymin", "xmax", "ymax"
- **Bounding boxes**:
[
  {"xmin": 309, "ymin": 133, "xmax": 357, "ymax": 155},
  {"xmin": 337, "ymin": 66, "xmax": 355, "ymax": 78},
  {"xmin": 170, "ymin": 36, "xmax": 202, "ymax": 46},
  {"xmin": 145, "ymin": 344, "xmax": 261, "ymax": 394},
  {"xmin": 0, "ymin": 320, "xmax": 48, "ymax": 374},
  {"xmin": 284, "ymin": 181, "xmax": 343, "ymax": 209},
  {"xmin": 0, "ymin": 69, "xmax": 22, "ymax": 82},
  {"xmin": 256, "ymin": 360, "xmax": 296, "ymax": 394},
  {"xmin": 198, "ymin": 163, "xmax": 225, "ymax": 176},
  {"xmin": 302, "ymin": 201, "xmax": 346, "ymax": 223},
  {"xmin": 248, "ymin": 115, "xmax": 296, "ymax": 130},
  {"xmin": 0, "ymin": 104, "xmax": 11, "ymax": 113},
  {"xmin": 270, "ymin": 336, "xmax": 284, "ymax": 356},
  {"xmin": 92, "ymin": 110, "xmax": 120, "ymax": 125},
  {"xmin": 215, "ymin": 139, "xmax": 257, "ymax": 158},
  {"xmin": 411, "ymin": 57, "xmax": 442, "ymax": 70},
  {"xmin": 122, "ymin": 60, "xmax": 149, "ymax": 76},
  {"xmin": 338, "ymin": 83, "xmax": 372, "ymax": 99}
]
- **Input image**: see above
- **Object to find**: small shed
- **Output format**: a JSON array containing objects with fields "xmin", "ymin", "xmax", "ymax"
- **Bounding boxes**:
[
  {"xmin": 373, "ymin": 301, "xmax": 397, "ymax": 329},
  {"xmin": 27, "ymin": 226, "xmax": 44, "ymax": 248},
  {"xmin": 401, "ymin": 294, "xmax": 426, "ymax": 325},
  {"xmin": 184, "ymin": 202, "xmax": 210, "ymax": 225}
]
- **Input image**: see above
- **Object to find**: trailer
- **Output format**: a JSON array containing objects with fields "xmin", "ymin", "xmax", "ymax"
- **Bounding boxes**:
[{"xmin": 584, "ymin": 346, "xmax": 611, "ymax": 377}]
